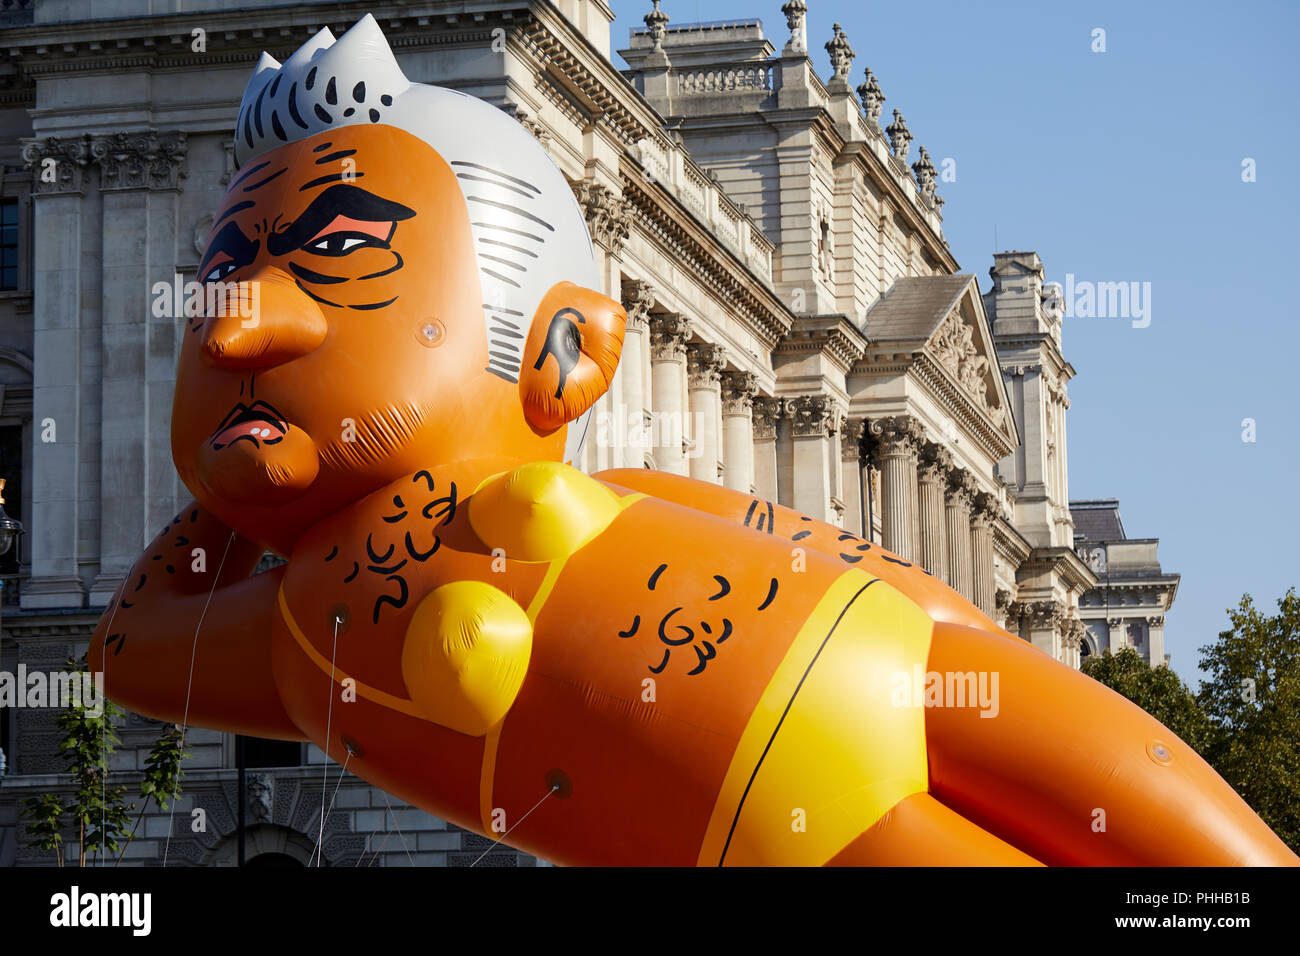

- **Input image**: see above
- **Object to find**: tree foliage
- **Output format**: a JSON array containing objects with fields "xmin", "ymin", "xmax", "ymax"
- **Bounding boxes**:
[{"xmin": 1197, "ymin": 589, "xmax": 1300, "ymax": 851}]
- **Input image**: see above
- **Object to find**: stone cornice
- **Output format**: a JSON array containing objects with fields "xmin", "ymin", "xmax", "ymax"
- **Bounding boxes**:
[
  {"xmin": 773, "ymin": 313, "xmax": 867, "ymax": 374},
  {"xmin": 909, "ymin": 352, "xmax": 1018, "ymax": 462},
  {"xmin": 1018, "ymin": 546, "xmax": 1098, "ymax": 594},
  {"xmin": 621, "ymin": 165, "xmax": 793, "ymax": 350}
]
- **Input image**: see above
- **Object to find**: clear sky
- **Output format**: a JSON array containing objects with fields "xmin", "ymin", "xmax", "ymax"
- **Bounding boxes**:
[{"xmin": 607, "ymin": 0, "xmax": 1300, "ymax": 686}]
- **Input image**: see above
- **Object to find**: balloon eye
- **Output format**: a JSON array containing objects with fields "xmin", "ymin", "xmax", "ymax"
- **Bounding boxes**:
[{"xmin": 308, "ymin": 233, "xmax": 371, "ymax": 255}]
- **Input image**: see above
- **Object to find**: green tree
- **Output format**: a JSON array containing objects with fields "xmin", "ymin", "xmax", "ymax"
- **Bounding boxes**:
[
  {"xmin": 21, "ymin": 658, "xmax": 133, "ymax": 865},
  {"xmin": 1197, "ymin": 589, "xmax": 1300, "ymax": 851},
  {"xmin": 1082, "ymin": 646, "xmax": 1216, "ymax": 756},
  {"xmin": 116, "ymin": 723, "xmax": 190, "ymax": 866}
]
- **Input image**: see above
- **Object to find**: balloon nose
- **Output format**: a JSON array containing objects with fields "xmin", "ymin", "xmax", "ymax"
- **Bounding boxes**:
[{"xmin": 200, "ymin": 267, "xmax": 326, "ymax": 370}]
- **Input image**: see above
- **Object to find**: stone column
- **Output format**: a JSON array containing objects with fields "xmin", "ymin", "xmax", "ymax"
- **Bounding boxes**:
[
  {"xmin": 840, "ymin": 417, "xmax": 866, "ymax": 537},
  {"xmin": 649, "ymin": 312, "xmax": 690, "ymax": 475},
  {"xmin": 788, "ymin": 395, "xmax": 837, "ymax": 521},
  {"xmin": 721, "ymin": 371, "xmax": 758, "ymax": 493},
  {"xmin": 944, "ymin": 468, "xmax": 977, "ymax": 600},
  {"xmin": 916, "ymin": 441, "xmax": 952, "ymax": 581},
  {"xmin": 969, "ymin": 491, "xmax": 998, "ymax": 615},
  {"xmin": 20, "ymin": 136, "xmax": 93, "ymax": 609},
  {"xmin": 1146, "ymin": 614, "xmax": 1166, "ymax": 667},
  {"xmin": 87, "ymin": 131, "xmax": 187, "ymax": 605},
  {"xmin": 686, "ymin": 343, "xmax": 726, "ymax": 484},
  {"xmin": 618, "ymin": 279, "xmax": 654, "ymax": 468},
  {"xmin": 751, "ymin": 396, "xmax": 782, "ymax": 501},
  {"xmin": 869, "ymin": 416, "xmax": 922, "ymax": 561}
]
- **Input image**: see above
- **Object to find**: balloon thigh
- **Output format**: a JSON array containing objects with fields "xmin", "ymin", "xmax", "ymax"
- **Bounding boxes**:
[{"xmin": 824, "ymin": 791, "xmax": 1042, "ymax": 866}]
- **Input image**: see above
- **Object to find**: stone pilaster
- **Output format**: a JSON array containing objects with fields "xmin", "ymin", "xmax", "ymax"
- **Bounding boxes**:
[
  {"xmin": 1107, "ymin": 617, "xmax": 1126, "ymax": 652},
  {"xmin": 1025, "ymin": 600, "xmax": 1066, "ymax": 658},
  {"xmin": 869, "ymin": 416, "xmax": 923, "ymax": 562},
  {"xmin": 969, "ymin": 492, "xmax": 998, "ymax": 616},
  {"xmin": 618, "ymin": 279, "xmax": 655, "ymax": 468},
  {"xmin": 721, "ymin": 371, "xmax": 758, "ymax": 493},
  {"xmin": 686, "ymin": 343, "xmax": 726, "ymax": 484},
  {"xmin": 649, "ymin": 312, "xmax": 690, "ymax": 475},
  {"xmin": 1146, "ymin": 614, "xmax": 1166, "ymax": 667},
  {"xmin": 788, "ymin": 395, "xmax": 838, "ymax": 521},
  {"xmin": 944, "ymin": 468, "xmax": 977, "ymax": 601},
  {"xmin": 20, "ymin": 136, "xmax": 93, "ymax": 608},
  {"xmin": 751, "ymin": 396, "xmax": 783, "ymax": 502},
  {"xmin": 88, "ymin": 131, "xmax": 188, "ymax": 605},
  {"xmin": 840, "ymin": 417, "xmax": 866, "ymax": 538},
  {"xmin": 917, "ymin": 441, "xmax": 952, "ymax": 582}
]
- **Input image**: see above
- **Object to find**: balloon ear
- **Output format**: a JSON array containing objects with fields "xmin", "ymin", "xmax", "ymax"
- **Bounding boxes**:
[{"xmin": 520, "ymin": 281, "xmax": 625, "ymax": 432}]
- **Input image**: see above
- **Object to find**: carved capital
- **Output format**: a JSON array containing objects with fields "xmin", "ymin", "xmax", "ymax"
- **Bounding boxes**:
[
  {"xmin": 752, "ymin": 395, "xmax": 785, "ymax": 440},
  {"xmin": 995, "ymin": 588, "xmax": 1013, "ymax": 611},
  {"xmin": 90, "ymin": 130, "xmax": 187, "ymax": 191},
  {"xmin": 686, "ymin": 342, "xmax": 726, "ymax": 389},
  {"xmin": 570, "ymin": 179, "xmax": 633, "ymax": 253},
  {"xmin": 1024, "ymin": 600, "xmax": 1066, "ymax": 631},
  {"xmin": 621, "ymin": 279, "xmax": 655, "ymax": 332},
  {"xmin": 840, "ymin": 416, "xmax": 866, "ymax": 460},
  {"xmin": 869, "ymin": 415, "xmax": 924, "ymax": 459},
  {"xmin": 721, "ymin": 370, "xmax": 758, "ymax": 416},
  {"xmin": 917, "ymin": 441, "xmax": 953, "ymax": 484},
  {"xmin": 1146, "ymin": 615, "xmax": 1165, "ymax": 628},
  {"xmin": 1107, "ymin": 617, "xmax": 1124, "ymax": 629},
  {"xmin": 972, "ymin": 491, "xmax": 1000, "ymax": 524},
  {"xmin": 649, "ymin": 312, "xmax": 690, "ymax": 361},
  {"xmin": 788, "ymin": 394, "xmax": 837, "ymax": 438},
  {"xmin": 22, "ymin": 135, "xmax": 92, "ymax": 196},
  {"xmin": 944, "ymin": 468, "xmax": 979, "ymax": 509}
]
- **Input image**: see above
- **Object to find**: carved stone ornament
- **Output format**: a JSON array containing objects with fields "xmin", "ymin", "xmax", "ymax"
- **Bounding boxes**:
[
  {"xmin": 721, "ymin": 370, "xmax": 758, "ymax": 415},
  {"xmin": 686, "ymin": 342, "xmax": 726, "ymax": 388},
  {"xmin": 945, "ymin": 467, "xmax": 979, "ymax": 508},
  {"xmin": 570, "ymin": 179, "xmax": 633, "ymax": 253},
  {"xmin": 825, "ymin": 23, "xmax": 855, "ymax": 80},
  {"xmin": 788, "ymin": 394, "xmax": 838, "ymax": 437},
  {"xmin": 931, "ymin": 309, "xmax": 1002, "ymax": 420},
  {"xmin": 22, "ymin": 135, "xmax": 92, "ymax": 195},
  {"xmin": 886, "ymin": 109, "xmax": 912, "ymax": 161},
  {"xmin": 869, "ymin": 415, "xmax": 924, "ymax": 459},
  {"xmin": 857, "ymin": 67, "xmax": 886, "ymax": 126},
  {"xmin": 621, "ymin": 279, "xmax": 656, "ymax": 332},
  {"xmin": 90, "ymin": 130, "xmax": 187, "ymax": 191},
  {"xmin": 752, "ymin": 395, "xmax": 786, "ymax": 440},
  {"xmin": 649, "ymin": 312, "xmax": 691, "ymax": 361},
  {"xmin": 918, "ymin": 440, "xmax": 953, "ymax": 483}
]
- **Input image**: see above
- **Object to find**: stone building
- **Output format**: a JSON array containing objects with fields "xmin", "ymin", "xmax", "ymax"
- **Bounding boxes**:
[
  {"xmin": 1071, "ymin": 498, "xmax": 1180, "ymax": 666},
  {"xmin": 0, "ymin": 0, "xmax": 1164, "ymax": 865}
]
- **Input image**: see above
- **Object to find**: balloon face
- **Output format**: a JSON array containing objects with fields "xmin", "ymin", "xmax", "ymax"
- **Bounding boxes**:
[{"xmin": 173, "ymin": 124, "xmax": 563, "ymax": 551}]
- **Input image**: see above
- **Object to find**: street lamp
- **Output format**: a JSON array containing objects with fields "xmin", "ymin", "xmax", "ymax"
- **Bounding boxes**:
[{"xmin": 0, "ymin": 478, "xmax": 23, "ymax": 557}]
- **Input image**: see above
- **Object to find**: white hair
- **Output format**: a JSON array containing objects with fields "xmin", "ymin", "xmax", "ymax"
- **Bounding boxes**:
[{"xmin": 234, "ymin": 14, "xmax": 598, "ymax": 460}]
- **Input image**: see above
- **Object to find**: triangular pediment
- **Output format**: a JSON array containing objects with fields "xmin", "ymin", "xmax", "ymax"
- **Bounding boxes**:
[{"xmin": 921, "ymin": 278, "xmax": 1018, "ymax": 446}]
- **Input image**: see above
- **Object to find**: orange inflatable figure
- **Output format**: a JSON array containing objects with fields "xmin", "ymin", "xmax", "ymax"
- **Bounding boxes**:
[{"xmin": 90, "ymin": 16, "xmax": 1295, "ymax": 866}]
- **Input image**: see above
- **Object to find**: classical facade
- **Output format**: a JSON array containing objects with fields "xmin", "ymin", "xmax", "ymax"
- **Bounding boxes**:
[
  {"xmin": 1071, "ymin": 498, "xmax": 1180, "ymax": 666},
  {"xmin": 0, "ymin": 0, "xmax": 1166, "ymax": 865}
]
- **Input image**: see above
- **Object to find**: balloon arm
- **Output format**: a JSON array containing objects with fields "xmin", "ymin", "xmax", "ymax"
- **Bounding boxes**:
[{"xmin": 88, "ymin": 501, "xmax": 306, "ymax": 739}]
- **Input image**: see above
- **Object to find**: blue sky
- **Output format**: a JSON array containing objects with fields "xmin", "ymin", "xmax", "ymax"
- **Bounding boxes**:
[{"xmin": 607, "ymin": 0, "xmax": 1300, "ymax": 686}]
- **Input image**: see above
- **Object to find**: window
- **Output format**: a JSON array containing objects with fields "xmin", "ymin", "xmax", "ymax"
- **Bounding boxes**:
[
  {"xmin": 243, "ymin": 735, "xmax": 302, "ymax": 768},
  {"xmin": 0, "ymin": 199, "xmax": 17, "ymax": 291}
]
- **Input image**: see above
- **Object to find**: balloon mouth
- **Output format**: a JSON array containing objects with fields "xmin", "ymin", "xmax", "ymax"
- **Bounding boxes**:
[{"xmin": 210, "ymin": 400, "xmax": 290, "ymax": 450}]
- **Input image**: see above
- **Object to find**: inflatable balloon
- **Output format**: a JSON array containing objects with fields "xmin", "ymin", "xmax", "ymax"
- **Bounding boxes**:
[{"xmin": 89, "ymin": 15, "xmax": 1296, "ymax": 866}]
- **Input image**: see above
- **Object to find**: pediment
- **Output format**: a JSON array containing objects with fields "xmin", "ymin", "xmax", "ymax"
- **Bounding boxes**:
[{"xmin": 921, "ymin": 280, "xmax": 1017, "ymax": 446}]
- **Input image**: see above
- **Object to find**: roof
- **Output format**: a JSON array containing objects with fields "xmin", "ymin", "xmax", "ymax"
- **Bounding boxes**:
[
  {"xmin": 864, "ymin": 275, "xmax": 975, "ymax": 347},
  {"xmin": 1070, "ymin": 499, "xmax": 1126, "ymax": 541}
]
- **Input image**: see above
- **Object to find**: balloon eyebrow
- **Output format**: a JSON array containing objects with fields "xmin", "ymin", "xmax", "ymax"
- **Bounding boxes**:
[
  {"xmin": 267, "ymin": 184, "xmax": 415, "ymax": 256},
  {"xmin": 213, "ymin": 201, "xmax": 255, "ymax": 229},
  {"xmin": 229, "ymin": 160, "xmax": 270, "ymax": 190},
  {"xmin": 299, "ymin": 171, "xmax": 364, "ymax": 191},
  {"xmin": 243, "ymin": 167, "xmax": 288, "ymax": 192},
  {"xmin": 315, "ymin": 149, "xmax": 357, "ymax": 165}
]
